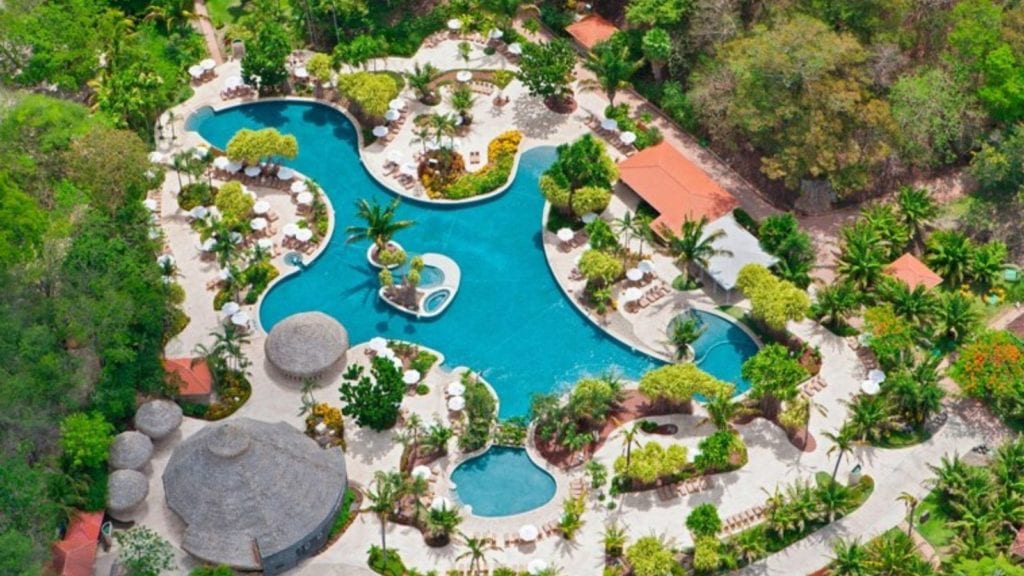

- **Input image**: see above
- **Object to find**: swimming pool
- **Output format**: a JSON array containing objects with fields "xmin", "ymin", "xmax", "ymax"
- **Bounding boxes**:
[
  {"xmin": 192, "ymin": 101, "xmax": 754, "ymax": 416},
  {"xmin": 689, "ymin": 310, "xmax": 758, "ymax": 391},
  {"xmin": 451, "ymin": 446, "xmax": 556, "ymax": 517}
]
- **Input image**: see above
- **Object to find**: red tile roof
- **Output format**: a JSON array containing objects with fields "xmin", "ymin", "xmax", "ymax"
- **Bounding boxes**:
[
  {"xmin": 164, "ymin": 357, "xmax": 213, "ymax": 397},
  {"xmin": 52, "ymin": 511, "xmax": 104, "ymax": 576},
  {"xmin": 617, "ymin": 142, "xmax": 739, "ymax": 236},
  {"xmin": 884, "ymin": 253, "xmax": 943, "ymax": 290},
  {"xmin": 565, "ymin": 14, "xmax": 619, "ymax": 50}
]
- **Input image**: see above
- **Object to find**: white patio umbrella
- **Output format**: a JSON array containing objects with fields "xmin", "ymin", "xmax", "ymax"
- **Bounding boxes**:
[
  {"xmin": 200, "ymin": 58, "xmax": 216, "ymax": 71},
  {"xmin": 224, "ymin": 75, "xmax": 244, "ymax": 89},
  {"xmin": 528, "ymin": 560, "xmax": 549, "ymax": 575},
  {"xmin": 294, "ymin": 66, "xmax": 309, "ymax": 79},
  {"xmin": 226, "ymin": 160, "xmax": 243, "ymax": 173},
  {"xmin": 431, "ymin": 496, "xmax": 451, "ymax": 511},
  {"xmin": 600, "ymin": 118, "xmax": 619, "ymax": 132},
  {"xmin": 243, "ymin": 166, "xmax": 261, "ymax": 177},
  {"xmin": 213, "ymin": 156, "xmax": 231, "ymax": 170},
  {"xmin": 200, "ymin": 238, "xmax": 216, "ymax": 252},
  {"xmin": 861, "ymin": 379, "xmax": 881, "ymax": 396},
  {"xmin": 446, "ymin": 381, "xmax": 466, "ymax": 396},
  {"xmin": 402, "ymin": 370, "xmax": 421, "ymax": 385},
  {"xmin": 282, "ymin": 222, "xmax": 299, "ymax": 237},
  {"xmin": 489, "ymin": 28, "xmax": 504, "ymax": 40},
  {"xmin": 368, "ymin": 336, "xmax": 389, "ymax": 352},
  {"xmin": 218, "ymin": 268, "xmax": 232, "ymax": 281},
  {"xmin": 384, "ymin": 109, "xmax": 400, "ymax": 122},
  {"xmin": 295, "ymin": 228, "xmax": 313, "ymax": 242},
  {"xmin": 148, "ymin": 151, "xmax": 165, "ymax": 164},
  {"xmin": 400, "ymin": 162, "xmax": 418, "ymax": 177},
  {"xmin": 638, "ymin": 260, "xmax": 655, "ymax": 274},
  {"xmin": 868, "ymin": 369, "xmax": 886, "ymax": 384},
  {"xmin": 143, "ymin": 199, "xmax": 158, "ymax": 212},
  {"xmin": 157, "ymin": 254, "xmax": 174, "ymax": 267},
  {"xmin": 412, "ymin": 465, "xmax": 431, "ymax": 480},
  {"xmin": 256, "ymin": 238, "xmax": 274, "ymax": 251},
  {"xmin": 447, "ymin": 396, "xmax": 466, "ymax": 411},
  {"xmin": 619, "ymin": 131, "xmax": 637, "ymax": 145},
  {"xmin": 626, "ymin": 268, "xmax": 643, "ymax": 282},
  {"xmin": 296, "ymin": 192, "xmax": 314, "ymax": 206},
  {"xmin": 556, "ymin": 228, "xmax": 574, "ymax": 243},
  {"xmin": 188, "ymin": 65, "xmax": 204, "ymax": 79},
  {"xmin": 621, "ymin": 287, "xmax": 643, "ymax": 303},
  {"xmin": 389, "ymin": 98, "xmax": 407, "ymax": 111},
  {"xmin": 290, "ymin": 180, "xmax": 308, "ymax": 194},
  {"xmin": 230, "ymin": 311, "xmax": 250, "ymax": 327},
  {"xmin": 456, "ymin": 70, "xmax": 473, "ymax": 83},
  {"xmin": 447, "ymin": 18, "xmax": 462, "ymax": 30},
  {"xmin": 276, "ymin": 167, "xmax": 295, "ymax": 180},
  {"xmin": 193, "ymin": 146, "xmax": 209, "ymax": 159},
  {"xmin": 252, "ymin": 200, "xmax": 270, "ymax": 215},
  {"xmin": 508, "ymin": 43, "xmax": 522, "ymax": 55},
  {"xmin": 250, "ymin": 217, "xmax": 267, "ymax": 232},
  {"xmin": 190, "ymin": 206, "xmax": 209, "ymax": 219},
  {"xmin": 518, "ymin": 524, "xmax": 539, "ymax": 542},
  {"xmin": 221, "ymin": 301, "xmax": 240, "ymax": 316},
  {"xmin": 581, "ymin": 212, "xmax": 598, "ymax": 224},
  {"xmin": 372, "ymin": 125, "xmax": 389, "ymax": 138}
]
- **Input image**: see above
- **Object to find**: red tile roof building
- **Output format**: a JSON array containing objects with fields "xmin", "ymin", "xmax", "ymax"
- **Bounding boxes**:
[
  {"xmin": 164, "ymin": 357, "xmax": 213, "ymax": 400},
  {"xmin": 565, "ymin": 14, "xmax": 619, "ymax": 51},
  {"xmin": 884, "ymin": 253, "xmax": 943, "ymax": 290},
  {"xmin": 51, "ymin": 511, "xmax": 104, "ymax": 576}
]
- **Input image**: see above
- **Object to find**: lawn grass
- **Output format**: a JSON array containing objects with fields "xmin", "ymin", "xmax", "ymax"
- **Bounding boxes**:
[
  {"xmin": 873, "ymin": 426, "xmax": 931, "ymax": 449},
  {"xmin": 206, "ymin": 0, "xmax": 246, "ymax": 28},
  {"xmin": 914, "ymin": 490, "xmax": 956, "ymax": 553}
]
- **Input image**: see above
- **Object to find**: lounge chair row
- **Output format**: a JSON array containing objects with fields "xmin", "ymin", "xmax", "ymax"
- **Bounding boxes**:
[
  {"xmin": 656, "ymin": 476, "xmax": 712, "ymax": 501},
  {"xmin": 800, "ymin": 376, "xmax": 828, "ymax": 398},
  {"xmin": 722, "ymin": 505, "xmax": 766, "ymax": 534}
]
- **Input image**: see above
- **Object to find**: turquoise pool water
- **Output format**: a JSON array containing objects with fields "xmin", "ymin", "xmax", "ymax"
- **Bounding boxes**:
[
  {"xmin": 423, "ymin": 289, "xmax": 452, "ymax": 313},
  {"xmin": 451, "ymin": 446, "xmax": 556, "ymax": 516},
  {"xmin": 689, "ymin": 310, "xmax": 759, "ymax": 390},
  {"xmin": 192, "ymin": 101, "xmax": 754, "ymax": 416}
]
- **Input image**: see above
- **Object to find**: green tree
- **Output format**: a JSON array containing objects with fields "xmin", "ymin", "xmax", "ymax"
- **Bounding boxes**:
[
  {"xmin": 336, "ymin": 72, "xmax": 401, "ymax": 118},
  {"xmin": 581, "ymin": 39, "xmax": 643, "ymax": 105},
  {"xmin": 664, "ymin": 216, "xmax": 731, "ymax": 287},
  {"xmin": 951, "ymin": 556, "xmax": 1024, "ymax": 576},
  {"xmin": 926, "ymin": 230, "xmax": 975, "ymax": 288},
  {"xmin": 970, "ymin": 122, "xmax": 1024, "ymax": 194},
  {"xmin": 456, "ymin": 533, "xmax": 493, "ymax": 573},
  {"xmin": 736, "ymin": 264, "xmax": 810, "ymax": 332},
  {"xmin": 0, "ymin": 175, "xmax": 46, "ymax": 268},
  {"xmin": 824, "ymin": 426, "xmax": 855, "ymax": 481},
  {"xmin": 741, "ymin": 344, "xmax": 809, "ymax": 420},
  {"xmin": 406, "ymin": 62, "xmax": 439, "ymax": 104},
  {"xmin": 578, "ymin": 249, "xmax": 624, "ymax": 287},
  {"xmin": 90, "ymin": 59, "xmax": 166, "ymax": 134},
  {"xmin": 59, "ymin": 412, "xmax": 114, "ymax": 470},
  {"xmin": 448, "ymin": 84, "xmax": 477, "ymax": 125},
  {"xmin": 881, "ymin": 279, "xmax": 938, "ymax": 333},
  {"xmin": 115, "ymin": 526, "xmax": 176, "ymax": 576},
  {"xmin": 639, "ymin": 363, "xmax": 733, "ymax": 413},
  {"xmin": 830, "ymin": 538, "xmax": 868, "ymax": 575},
  {"xmin": 936, "ymin": 291, "xmax": 979, "ymax": 343},
  {"xmin": 516, "ymin": 39, "xmax": 577, "ymax": 106},
  {"xmin": 338, "ymin": 357, "xmax": 406, "ymax": 431},
  {"xmin": 345, "ymin": 197, "xmax": 414, "ymax": 254},
  {"xmin": 241, "ymin": 1, "xmax": 291, "ymax": 92},
  {"xmin": 863, "ymin": 304, "xmax": 916, "ymax": 370},
  {"xmin": 812, "ymin": 281, "xmax": 860, "ymax": 330},
  {"xmin": 642, "ymin": 28, "xmax": 672, "ymax": 80},
  {"xmin": 759, "ymin": 214, "xmax": 815, "ymax": 288},
  {"xmin": 889, "ymin": 68, "xmax": 979, "ymax": 169},
  {"xmin": 65, "ymin": 124, "xmax": 151, "ymax": 215},
  {"xmin": 895, "ymin": 186, "xmax": 938, "ymax": 254},
  {"xmin": 626, "ymin": 0, "xmax": 688, "ymax": 27},
  {"xmin": 703, "ymin": 392, "xmax": 740, "ymax": 431},
  {"xmin": 542, "ymin": 134, "xmax": 618, "ymax": 213},
  {"xmin": 424, "ymin": 506, "xmax": 463, "ymax": 543},
  {"xmin": 837, "ymin": 223, "xmax": 887, "ymax": 291},
  {"xmin": 970, "ymin": 240, "xmax": 1007, "ymax": 291},
  {"xmin": 614, "ymin": 441, "xmax": 687, "ymax": 484},
  {"xmin": 694, "ymin": 430, "xmax": 736, "ymax": 472},
  {"xmin": 668, "ymin": 315, "xmax": 705, "ymax": 360},
  {"xmin": 214, "ymin": 181, "xmax": 254, "ymax": 227},
  {"xmin": 364, "ymin": 470, "xmax": 404, "ymax": 554},
  {"xmin": 844, "ymin": 394, "xmax": 893, "ymax": 443},
  {"xmin": 625, "ymin": 536, "xmax": 677, "ymax": 576}
]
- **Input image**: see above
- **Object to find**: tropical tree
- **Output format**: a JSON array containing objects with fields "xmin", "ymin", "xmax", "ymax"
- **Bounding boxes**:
[
  {"xmin": 611, "ymin": 211, "xmax": 648, "ymax": 256},
  {"xmin": 824, "ymin": 426, "xmax": 856, "ymax": 481},
  {"xmin": 950, "ymin": 511, "xmax": 1000, "ymax": 560},
  {"xmin": 616, "ymin": 422, "xmax": 642, "ymax": 469},
  {"xmin": 830, "ymin": 538, "xmax": 868, "ymax": 576},
  {"xmin": 448, "ymin": 84, "xmax": 477, "ymax": 125},
  {"xmin": 456, "ymin": 532, "xmax": 493, "ymax": 573},
  {"xmin": 895, "ymin": 186, "xmax": 937, "ymax": 254},
  {"xmin": 686, "ymin": 503, "xmax": 723, "ymax": 538},
  {"xmin": 601, "ymin": 522, "xmax": 628, "ymax": 558},
  {"xmin": 897, "ymin": 492, "xmax": 919, "ymax": 537},
  {"xmin": 817, "ymin": 478, "xmax": 854, "ymax": 523},
  {"xmin": 642, "ymin": 28, "xmax": 672, "ymax": 80},
  {"xmin": 625, "ymin": 536, "xmax": 677, "ymax": 576},
  {"xmin": 581, "ymin": 39, "xmax": 644, "ymax": 105},
  {"xmin": 346, "ymin": 198, "xmax": 414, "ymax": 254},
  {"xmin": 970, "ymin": 241, "xmax": 1007, "ymax": 291},
  {"xmin": 812, "ymin": 281, "xmax": 860, "ymax": 330},
  {"xmin": 844, "ymin": 394, "xmax": 894, "ymax": 443},
  {"xmin": 881, "ymin": 279, "xmax": 939, "ymax": 332},
  {"xmin": 541, "ymin": 134, "xmax": 618, "ymax": 217},
  {"xmin": 926, "ymin": 230, "xmax": 975, "ymax": 288},
  {"xmin": 741, "ymin": 344, "xmax": 808, "ymax": 420},
  {"xmin": 663, "ymin": 217, "xmax": 731, "ymax": 288},
  {"xmin": 837, "ymin": 223, "xmax": 887, "ymax": 290},
  {"xmin": 365, "ymin": 470, "xmax": 405, "ymax": 554},
  {"xmin": 407, "ymin": 62, "xmax": 440, "ymax": 104},
  {"xmin": 424, "ymin": 505, "xmax": 463, "ymax": 544},
  {"xmin": 887, "ymin": 360, "xmax": 944, "ymax": 427},
  {"xmin": 516, "ymin": 39, "xmax": 577, "ymax": 108},
  {"xmin": 241, "ymin": 3, "xmax": 292, "ymax": 92},
  {"xmin": 115, "ymin": 526, "xmax": 176, "ymax": 576},
  {"xmin": 703, "ymin": 392, "xmax": 740, "ymax": 430},
  {"xmin": 667, "ymin": 315, "xmax": 705, "ymax": 360}
]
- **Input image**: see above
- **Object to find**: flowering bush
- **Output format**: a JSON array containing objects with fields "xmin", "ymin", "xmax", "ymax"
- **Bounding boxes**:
[
  {"xmin": 950, "ymin": 330, "xmax": 1024, "ymax": 420},
  {"xmin": 306, "ymin": 402, "xmax": 346, "ymax": 448},
  {"xmin": 432, "ymin": 131, "xmax": 522, "ymax": 199}
]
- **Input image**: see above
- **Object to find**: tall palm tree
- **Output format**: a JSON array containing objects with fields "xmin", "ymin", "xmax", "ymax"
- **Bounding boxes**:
[
  {"xmin": 428, "ymin": 113, "xmax": 457, "ymax": 149},
  {"xmin": 580, "ymin": 40, "xmax": 644, "ymax": 105},
  {"xmin": 611, "ymin": 211, "xmax": 641, "ymax": 256},
  {"xmin": 881, "ymin": 279, "xmax": 939, "ymax": 332},
  {"xmin": 811, "ymin": 281, "xmax": 860, "ymax": 330},
  {"xmin": 824, "ymin": 426, "xmax": 856, "ymax": 481},
  {"xmin": 830, "ymin": 538, "xmax": 868, "ymax": 575},
  {"xmin": 663, "ymin": 217, "xmax": 732, "ymax": 288},
  {"xmin": 936, "ymin": 291, "xmax": 979, "ymax": 343},
  {"xmin": 411, "ymin": 124, "xmax": 432, "ymax": 153},
  {"xmin": 895, "ymin": 186, "xmax": 937, "ymax": 254},
  {"xmin": 448, "ymin": 85, "xmax": 477, "ymax": 125},
  {"xmin": 345, "ymin": 198, "xmax": 414, "ymax": 254},
  {"xmin": 616, "ymin": 422, "xmax": 642, "ymax": 469},
  {"xmin": 897, "ymin": 492, "xmax": 919, "ymax": 537},
  {"xmin": 667, "ymin": 315, "xmax": 705, "ymax": 360},
  {"xmin": 844, "ymin": 395, "xmax": 893, "ymax": 443},
  {"xmin": 837, "ymin": 223, "xmax": 887, "ymax": 291},
  {"xmin": 926, "ymin": 230, "xmax": 975, "ymax": 288},
  {"xmin": 364, "ymin": 470, "xmax": 404, "ymax": 554},
  {"xmin": 703, "ymin": 392, "xmax": 740, "ymax": 431},
  {"xmin": 861, "ymin": 204, "xmax": 911, "ymax": 260},
  {"xmin": 456, "ymin": 532, "xmax": 492, "ymax": 573},
  {"xmin": 406, "ymin": 62, "xmax": 439, "ymax": 104},
  {"xmin": 424, "ymin": 505, "xmax": 462, "ymax": 544}
]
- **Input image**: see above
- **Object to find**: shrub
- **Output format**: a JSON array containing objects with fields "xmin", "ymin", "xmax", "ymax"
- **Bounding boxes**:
[
  {"xmin": 950, "ymin": 331, "xmax": 1024, "ymax": 420},
  {"xmin": 491, "ymin": 69, "xmax": 515, "ymax": 88},
  {"xmin": 411, "ymin": 350, "xmax": 438, "ymax": 375},
  {"xmin": 613, "ymin": 441, "xmax": 687, "ymax": 484},
  {"xmin": 367, "ymin": 545, "xmax": 406, "ymax": 576},
  {"xmin": 572, "ymin": 186, "xmax": 612, "ymax": 215},
  {"xmin": 190, "ymin": 566, "xmax": 234, "ymax": 576},
  {"xmin": 578, "ymin": 249, "xmax": 623, "ymax": 287},
  {"xmin": 115, "ymin": 526, "xmax": 176, "ymax": 576},
  {"xmin": 458, "ymin": 372, "xmax": 496, "ymax": 452},
  {"xmin": 639, "ymin": 363, "xmax": 733, "ymax": 410},
  {"xmin": 692, "ymin": 536, "xmax": 721, "ymax": 573},
  {"xmin": 337, "ymin": 72, "xmax": 401, "ymax": 119},
  {"xmin": 686, "ymin": 504, "xmax": 723, "ymax": 537},
  {"xmin": 377, "ymin": 246, "xmax": 407, "ymax": 268},
  {"xmin": 694, "ymin": 430, "xmax": 739, "ymax": 473},
  {"xmin": 735, "ymin": 264, "xmax": 809, "ymax": 331},
  {"xmin": 626, "ymin": 536, "xmax": 677, "ymax": 576},
  {"xmin": 339, "ymin": 357, "xmax": 406, "ymax": 431},
  {"xmin": 214, "ymin": 181, "xmax": 253, "ymax": 227},
  {"xmin": 437, "ymin": 131, "xmax": 522, "ymax": 200},
  {"xmin": 585, "ymin": 218, "xmax": 618, "ymax": 252},
  {"xmin": 177, "ymin": 182, "xmax": 214, "ymax": 210},
  {"xmin": 59, "ymin": 412, "xmax": 114, "ymax": 470}
]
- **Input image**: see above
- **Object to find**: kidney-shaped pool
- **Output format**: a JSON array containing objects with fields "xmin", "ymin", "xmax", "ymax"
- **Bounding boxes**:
[{"xmin": 451, "ymin": 446, "xmax": 556, "ymax": 517}]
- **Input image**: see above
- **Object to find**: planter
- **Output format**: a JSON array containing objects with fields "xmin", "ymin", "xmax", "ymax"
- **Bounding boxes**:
[
  {"xmin": 423, "ymin": 533, "xmax": 451, "ymax": 548},
  {"xmin": 367, "ymin": 241, "xmax": 404, "ymax": 269}
]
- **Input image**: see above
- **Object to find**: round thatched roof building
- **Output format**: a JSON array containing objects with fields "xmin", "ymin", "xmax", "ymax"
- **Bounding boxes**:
[
  {"xmin": 134, "ymin": 399, "xmax": 183, "ymax": 440},
  {"xmin": 265, "ymin": 312, "xmax": 348, "ymax": 379},
  {"xmin": 109, "ymin": 431, "xmax": 154, "ymax": 470},
  {"xmin": 107, "ymin": 469, "xmax": 149, "ymax": 521},
  {"xmin": 162, "ymin": 418, "xmax": 348, "ymax": 575}
]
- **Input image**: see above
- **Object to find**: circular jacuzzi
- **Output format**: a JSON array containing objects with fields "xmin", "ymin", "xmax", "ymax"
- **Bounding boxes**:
[{"xmin": 451, "ymin": 446, "xmax": 556, "ymax": 517}]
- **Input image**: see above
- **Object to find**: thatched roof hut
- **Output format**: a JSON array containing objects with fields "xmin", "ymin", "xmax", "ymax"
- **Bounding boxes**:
[
  {"xmin": 134, "ymin": 399, "xmax": 183, "ymax": 440},
  {"xmin": 107, "ymin": 469, "xmax": 148, "ymax": 521},
  {"xmin": 264, "ymin": 312, "xmax": 348, "ymax": 379},
  {"xmin": 162, "ymin": 418, "xmax": 348, "ymax": 575},
  {"xmin": 108, "ymin": 431, "xmax": 154, "ymax": 470}
]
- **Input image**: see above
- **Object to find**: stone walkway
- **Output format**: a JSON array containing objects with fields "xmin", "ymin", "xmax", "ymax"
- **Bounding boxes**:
[{"xmin": 192, "ymin": 1, "xmax": 224, "ymax": 64}]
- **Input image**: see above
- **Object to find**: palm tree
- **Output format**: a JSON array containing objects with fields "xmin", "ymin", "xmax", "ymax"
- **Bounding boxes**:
[
  {"xmin": 456, "ymin": 532, "xmax": 492, "ymax": 573},
  {"xmin": 830, "ymin": 538, "xmax": 868, "ymax": 575},
  {"xmin": 611, "ymin": 211, "xmax": 642, "ymax": 256},
  {"xmin": 428, "ymin": 112, "xmax": 457, "ymax": 149},
  {"xmin": 448, "ymin": 85, "xmax": 477, "ymax": 125},
  {"xmin": 424, "ymin": 505, "xmax": 462, "ymax": 544},
  {"xmin": 928, "ymin": 454, "xmax": 970, "ymax": 502},
  {"xmin": 731, "ymin": 528, "xmax": 768, "ymax": 565},
  {"xmin": 601, "ymin": 522, "xmax": 628, "ymax": 558},
  {"xmin": 865, "ymin": 531, "xmax": 925, "ymax": 574},
  {"xmin": 616, "ymin": 422, "xmax": 642, "ymax": 469},
  {"xmin": 364, "ymin": 470, "xmax": 404, "ymax": 554},
  {"xmin": 817, "ymin": 479, "xmax": 854, "ymax": 522},
  {"xmin": 667, "ymin": 315, "xmax": 705, "ymax": 360},
  {"xmin": 926, "ymin": 230, "xmax": 975, "ymax": 288},
  {"xmin": 950, "ymin": 511, "xmax": 1000, "ymax": 560},
  {"xmin": 411, "ymin": 124, "xmax": 432, "ymax": 153},
  {"xmin": 888, "ymin": 360, "xmax": 943, "ymax": 427},
  {"xmin": 406, "ymin": 62, "xmax": 439, "ymax": 104},
  {"xmin": 811, "ymin": 281, "xmax": 860, "ymax": 330},
  {"xmin": 345, "ymin": 198, "xmax": 414, "ymax": 254},
  {"xmin": 824, "ymin": 426, "xmax": 856, "ymax": 481},
  {"xmin": 881, "ymin": 279, "xmax": 939, "ymax": 332},
  {"xmin": 663, "ymin": 217, "xmax": 732, "ymax": 288},
  {"xmin": 844, "ymin": 394, "xmax": 893, "ymax": 443},
  {"xmin": 861, "ymin": 203, "xmax": 911, "ymax": 260},
  {"xmin": 895, "ymin": 186, "xmax": 937, "ymax": 254},
  {"xmin": 421, "ymin": 421, "xmax": 453, "ymax": 456},
  {"xmin": 971, "ymin": 241, "xmax": 1007, "ymax": 291},
  {"xmin": 703, "ymin": 392, "xmax": 740, "ymax": 430},
  {"xmin": 580, "ymin": 40, "xmax": 644, "ymax": 105},
  {"xmin": 837, "ymin": 224, "xmax": 886, "ymax": 291},
  {"xmin": 936, "ymin": 291, "xmax": 979, "ymax": 343},
  {"xmin": 897, "ymin": 492, "xmax": 919, "ymax": 537}
]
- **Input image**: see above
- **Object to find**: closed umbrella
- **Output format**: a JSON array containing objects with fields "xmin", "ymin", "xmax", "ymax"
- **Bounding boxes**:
[
  {"xmin": 296, "ymin": 192, "xmax": 313, "ymax": 206},
  {"xmin": 218, "ymin": 268, "xmax": 232, "ymax": 281},
  {"xmin": 226, "ymin": 160, "xmax": 243, "ymax": 173},
  {"xmin": 294, "ymin": 66, "xmax": 309, "ymax": 79},
  {"xmin": 230, "ymin": 311, "xmax": 250, "ymax": 327},
  {"xmin": 276, "ymin": 167, "xmax": 295, "ymax": 181},
  {"xmin": 148, "ymin": 151, "xmax": 166, "ymax": 164},
  {"xmin": 282, "ymin": 223, "xmax": 299, "ymax": 237},
  {"xmin": 372, "ymin": 126, "xmax": 389, "ymax": 138},
  {"xmin": 446, "ymin": 381, "xmax": 465, "ymax": 396},
  {"xmin": 556, "ymin": 228, "xmax": 574, "ymax": 243},
  {"xmin": 400, "ymin": 162, "xmax": 418, "ymax": 177},
  {"xmin": 229, "ymin": 231, "xmax": 243, "ymax": 244},
  {"xmin": 200, "ymin": 238, "xmax": 216, "ymax": 252},
  {"xmin": 224, "ymin": 75, "xmax": 243, "ymax": 89},
  {"xmin": 250, "ymin": 217, "xmax": 267, "ymax": 231},
  {"xmin": 638, "ymin": 260, "xmax": 655, "ymax": 274},
  {"xmin": 193, "ymin": 146, "xmax": 209, "ymax": 159},
  {"xmin": 447, "ymin": 396, "xmax": 466, "ymax": 411},
  {"xmin": 290, "ymin": 180, "xmax": 308, "ymax": 194},
  {"xmin": 619, "ymin": 131, "xmax": 637, "ymax": 145},
  {"xmin": 489, "ymin": 28, "xmax": 504, "ymax": 40},
  {"xmin": 295, "ymin": 228, "xmax": 313, "ymax": 243},
  {"xmin": 253, "ymin": 200, "xmax": 270, "ymax": 215},
  {"xmin": 157, "ymin": 254, "xmax": 175, "ymax": 267},
  {"xmin": 518, "ymin": 524, "xmax": 539, "ymax": 542},
  {"xmin": 402, "ymin": 370, "xmax": 421, "ymax": 385}
]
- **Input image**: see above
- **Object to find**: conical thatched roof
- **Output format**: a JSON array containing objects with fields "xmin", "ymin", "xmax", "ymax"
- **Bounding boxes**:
[
  {"xmin": 134, "ymin": 399, "xmax": 183, "ymax": 440},
  {"xmin": 264, "ymin": 312, "xmax": 348, "ymax": 379},
  {"xmin": 107, "ymin": 469, "xmax": 149, "ymax": 521},
  {"xmin": 109, "ymin": 431, "xmax": 154, "ymax": 470},
  {"xmin": 162, "ymin": 418, "xmax": 347, "ymax": 571}
]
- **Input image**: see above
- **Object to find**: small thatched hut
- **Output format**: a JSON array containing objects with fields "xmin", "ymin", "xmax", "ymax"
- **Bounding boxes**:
[
  {"xmin": 264, "ymin": 312, "xmax": 348, "ymax": 379},
  {"xmin": 107, "ymin": 469, "xmax": 149, "ymax": 521},
  {"xmin": 162, "ymin": 418, "xmax": 348, "ymax": 575},
  {"xmin": 134, "ymin": 399, "xmax": 183, "ymax": 440},
  {"xmin": 108, "ymin": 431, "xmax": 154, "ymax": 470}
]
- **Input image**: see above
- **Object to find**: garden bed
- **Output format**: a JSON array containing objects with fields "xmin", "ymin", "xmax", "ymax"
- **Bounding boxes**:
[{"xmin": 422, "ymin": 131, "xmax": 522, "ymax": 200}]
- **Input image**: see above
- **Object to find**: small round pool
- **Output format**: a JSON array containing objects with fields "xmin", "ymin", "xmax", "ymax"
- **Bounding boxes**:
[
  {"xmin": 689, "ymin": 309, "xmax": 759, "ymax": 393},
  {"xmin": 451, "ymin": 446, "xmax": 556, "ymax": 517},
  {"xmin": 423, "ymin": 288, "xmax": 452, "ymax": 314}
]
